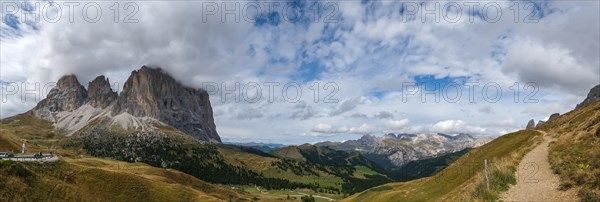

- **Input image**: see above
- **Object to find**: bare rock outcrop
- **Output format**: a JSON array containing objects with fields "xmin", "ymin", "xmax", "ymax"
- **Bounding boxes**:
[
  {"xmin": 526, "ymin": 119, "xmax": 536, "ymax": 130},
  {"xmin": 576, "ymin": 84, "xmax": 600, "ymax": 109},
  {"xmin": 88, "ymin": 75, "xmax": 117, "ymax": 108}
]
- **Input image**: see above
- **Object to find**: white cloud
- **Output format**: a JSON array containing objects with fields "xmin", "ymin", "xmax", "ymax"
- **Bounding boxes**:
[
  {"xmin": 503, "ymin": 39, "xmax": 598, "ymax": 95},
  {"xmin": 373, "ymin": 111, "xmax": 394, "ymax": 119},
  {"xmin": 1, "ymin": 0, "xmax": 598, "ymax": 144},
  {"xmin": 310, "ymin": 122, "xmax": 377, "ymax": 135},
  {"xmin": 386, "ymin": 119, "xmax": 410, "ymax": 131},
  {"xmin": 329, "ymin": 97, "xmax": 366, "ymax": 116},
  {"xmin": 431, "ymin": 120, "xmax": 487, "ymax": 134},
  {"xmin": 348, "ymin": 123, "xmax": 377, "ymax": 135},
  {"xmin": 349, "ymin": 113, "xmax": 368, "ymax": 119},
  {"xmin": 311, "ymin": 123, "xmax": 336, "ymax": 133}
]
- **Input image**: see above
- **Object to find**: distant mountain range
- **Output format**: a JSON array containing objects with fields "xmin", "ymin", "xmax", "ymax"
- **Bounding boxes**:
[
  {"xmin": 227, "ymin": 132, "xmax": 491, "ymax": 171},
  {"xmin": 228, "ymin": 133, "xmax": 490, "ymax": 171},
  {"xmin": 316, "ymin": 133, "xmax": 492, "ymax": 169},
  {"xmin": 224, "ymin": 142, "xmax": 285, "ymax": 152}
]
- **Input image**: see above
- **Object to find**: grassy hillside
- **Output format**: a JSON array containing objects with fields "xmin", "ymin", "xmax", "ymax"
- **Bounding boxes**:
[
  {"xmin": 0, "ymin": 114, "xmax": 256, "ymax": 201},
  {"xmin": 270, "ymin": 144, "xmax": 393, "ymax": 194},
  {"xmin": 538, "ymin": 100, "xmax": 600, "ymax": 201},
  {"xmin": 64, "ymin": 116, "xmax": 321, "ymax": 192},
  {"xmin": 220, "ymin": 143, "xmax": 393, "ymax": 194},
  {"xmin": 0, "ymin": 157, "xmax": 251, "ymax": 201},
  {"xmin": 271, "ymin": 144, "xmax": 385, "ymax": 172},
  {"xmin": 0, "ymin": 114, "xmax": 61, "ymax": 153},
  {"xmin": 343, "ymin": 130, "xmax": 543, "ymax": 201},
  {"xmin": 388, "ymin": 148, "xmax": 471, "ymax": 182}
]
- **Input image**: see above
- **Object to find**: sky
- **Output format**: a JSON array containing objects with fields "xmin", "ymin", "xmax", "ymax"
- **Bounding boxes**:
[{"xmin": 1, "ymin": 0, "xmax": 599, "ymax": 144}]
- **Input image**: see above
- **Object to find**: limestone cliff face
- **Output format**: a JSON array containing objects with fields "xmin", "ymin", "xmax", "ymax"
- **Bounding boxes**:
[
  {"xmin": 88, "ymin": 75, "xmax": 118, "ymax": 108},
  {"xmin": 30, "ymin": 66, "xmax": 221, "ymax": 143},
  {"xmin": 32, "ymin": 75, "xmax": 88, "ymax": 121},
  {"xmin": 111, "ymin": 66, "xmax": 220, "ymax": 142}
]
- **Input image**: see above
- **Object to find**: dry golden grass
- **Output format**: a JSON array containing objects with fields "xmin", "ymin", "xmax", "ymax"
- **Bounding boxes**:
[
  {"xmin": 540, "ymin": 101, "xmax": 600, "ymax": 201},
  {"xmin": 0, "ymin": 114, "xmax": 254, "ymax": 201},
  {"xmin": 0, "ymin": 156, "xmax": 254, "ymax": 202},
  {"xmin": 217, "ymin": 146, "xmax": 279, "ymax": 171}
]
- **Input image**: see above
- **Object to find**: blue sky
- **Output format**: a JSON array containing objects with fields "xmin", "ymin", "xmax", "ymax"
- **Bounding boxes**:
[{"xmin": 1, "ymin": 0, "xmax": 599, "ymax": 144}]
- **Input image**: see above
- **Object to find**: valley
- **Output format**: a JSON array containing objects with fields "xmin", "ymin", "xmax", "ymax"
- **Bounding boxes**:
[{"xmin": 1, "ymin": 67, "xmax": 598, "ymax": 201}]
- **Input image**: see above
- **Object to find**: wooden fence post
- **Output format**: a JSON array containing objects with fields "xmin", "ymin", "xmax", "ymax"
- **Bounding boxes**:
[{"xmin": 484, "ymin": 159, "xmax": 490, "ymax": 191}]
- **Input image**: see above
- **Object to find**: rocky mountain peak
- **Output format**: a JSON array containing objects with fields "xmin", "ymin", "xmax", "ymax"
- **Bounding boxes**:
[
  {"xmin": 576, "ymin": 84, "xmax": 600, "ymax": 109},
  {"xmin": 453, "ymin": 133, "xmax": 474, "ymax": 140},
  {"xmin": 112, "ymin": 66, "xmax": 220, "ymax": 142},
  {"xmin": 526, "ymin": 119, "xmax": 535, "ymax": 130},
  {"xmin": 88, "ymin": 75, "xmax": 117, "ymax": 108},
  {"xmin": 31, "ymin": 74, "xmax": 88, "ymax": 121},
  {"xmin": 56, "ymin": 74, "xmax": 81, "ymax": 88},
  {"xmin": 383, "ymin": 133, "xmax": 397, "ymax": 139},
  {"xmin": 28, "ymin": 66, "xmax": 221, "ymax": 143}
]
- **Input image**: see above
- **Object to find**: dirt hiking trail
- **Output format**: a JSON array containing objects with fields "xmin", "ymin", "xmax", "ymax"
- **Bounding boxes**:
[{"xmin": 500, "ymin": 132, "xmax": 578, "ymax": 201}]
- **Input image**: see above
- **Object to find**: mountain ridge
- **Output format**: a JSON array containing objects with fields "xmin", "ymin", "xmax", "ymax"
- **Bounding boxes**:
[
  {"xmin": 29, "ymin": 66, "xmax": 220, "ymax": 142},
  {"xmin": 315, "ymin": 133, "xmax": 491, "ymax": 169},
  {"xmin": 576, "ymin": 83, "xmax": 600, "ymax": 109}
]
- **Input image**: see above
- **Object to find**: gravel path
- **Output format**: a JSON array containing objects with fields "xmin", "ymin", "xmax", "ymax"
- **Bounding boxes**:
[{"xmin": 500, "ymin": 134, "xmax": 577, "ymax": 201}]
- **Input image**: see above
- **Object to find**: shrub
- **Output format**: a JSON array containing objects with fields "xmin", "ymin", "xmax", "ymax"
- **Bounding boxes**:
[
  {"xmin": 300, "ymin": 195, "xmax": 315, "ymax": 202},
  {"xmin": 490, "ymin": 168, "xmax": 516, "ymax": 192},
  {"xmin": 472, "ymin": 160, "xmax": 517, "ymax": 201}
]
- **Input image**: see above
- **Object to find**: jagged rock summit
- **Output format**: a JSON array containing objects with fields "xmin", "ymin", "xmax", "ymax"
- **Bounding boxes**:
[
  {"xmin": 526, "ymin": 119, "xmax": 535, "ymax": 130},
  {"xmin": 112, "ymin": 66, "xmax": 220, "ymax": 142},
  {"xmin": 32, "ymin": 75, "xmax": 88, "ymax": 121},
  {"xmin": 29, "ymin": 66, "xmax": 221, "ymax": 143},
  {"xmin": 88, "ymin": 75, "xmax": 118, "ymax": 108},
  {"xmin": 576, "ymin": 84, "xmax": 600, "ymax": 109}
]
